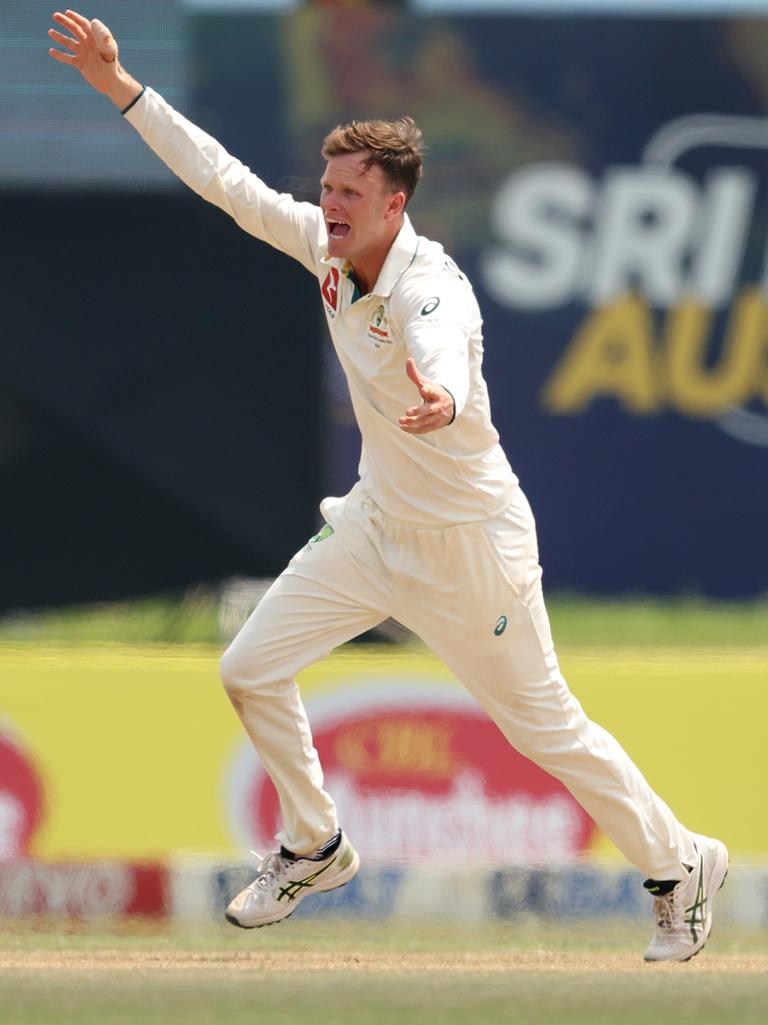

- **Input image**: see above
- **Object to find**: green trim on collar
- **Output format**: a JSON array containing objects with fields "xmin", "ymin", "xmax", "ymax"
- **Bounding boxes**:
[{"xmin": 342, "ymin": 262, "xmax": 363, "ymax": 304}]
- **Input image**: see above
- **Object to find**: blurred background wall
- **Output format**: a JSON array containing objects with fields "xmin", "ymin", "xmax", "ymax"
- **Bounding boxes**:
[{"xmin": 2, "ymin": 1, "xmax": 767, "ymax": 609}]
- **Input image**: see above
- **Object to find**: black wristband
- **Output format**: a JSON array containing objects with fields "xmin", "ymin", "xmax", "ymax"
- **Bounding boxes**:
[
  {"xmin": 443, "ymin": 387, "xmax": 457, "ymax": 425},
  {"xmin": 121, "ymin": 86, "xmax": 146, "ymax": 116}
]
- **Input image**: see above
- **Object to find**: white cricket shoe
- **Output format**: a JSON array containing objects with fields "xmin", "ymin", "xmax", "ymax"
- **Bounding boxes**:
[
  {"xmin": 225, "ymin": 831, "xmax": 360, "ymax": 929},
  {"xmin": 643, "ymin": 833, "xmax": 729, "ymax": 962}
]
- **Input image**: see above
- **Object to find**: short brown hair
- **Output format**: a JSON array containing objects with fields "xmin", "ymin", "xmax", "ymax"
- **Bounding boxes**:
[{"xmin": 321, "ymin": 117, "xmax": 424, "ymax": 203}]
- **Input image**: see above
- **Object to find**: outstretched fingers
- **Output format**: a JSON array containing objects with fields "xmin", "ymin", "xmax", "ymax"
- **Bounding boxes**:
[
  {"xmin": 48, "ymin": 46, "xmax": 78, "ymax": 65},
  {"xmin": 64, "ymin": 9, "xmax": 93, "ymax": 34},
  {"xmin": 48, "ymin": 8, "xmax": 127, "ymax": 93},
  {"xmin": 49, "ymin": 11, "xmax": 90, "ymax": 64},
  {"xmin": 399, "ymin": 411, "xmax": 445, "ymax": 435},
  {"xmin": 400, "ymin": 358, "xmax": 454, "ymax": 433},
  {"xmin": 52, "ymin": 11, "xmax": 88, "ymax": 41},
  {"xmin": 48, "ymin": 27, "xmax": 80, "ymax": 52}
]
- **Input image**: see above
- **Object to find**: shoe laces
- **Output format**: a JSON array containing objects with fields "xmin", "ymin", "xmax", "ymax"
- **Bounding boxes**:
[
  {"xmin": 250, "ymin": 851, "xmax": 290, "ymax": 891},
  {"xmin": 653, "ymin": 887, "xmax": 682, "ymax": 931}
]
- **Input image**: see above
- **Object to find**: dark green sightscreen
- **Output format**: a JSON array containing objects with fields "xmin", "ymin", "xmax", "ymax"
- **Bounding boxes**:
[{"xmin": 0, "ymin": 191, "xmax": 322, "ymax": 612}]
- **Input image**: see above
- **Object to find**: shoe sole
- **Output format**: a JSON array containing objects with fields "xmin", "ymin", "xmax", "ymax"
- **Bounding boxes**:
[
  {"xmin": 644, "ymin": 839, "xmax": 729, "ymax": 963},
  {"xmin": 225, "ymin": 847, "xmax": 361, "ymax": 930}
]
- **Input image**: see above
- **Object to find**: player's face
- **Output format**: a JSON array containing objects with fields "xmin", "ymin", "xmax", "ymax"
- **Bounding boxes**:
[{"xmin": 320, "ymin": 152, "xmax": 405, "ymax": 263}]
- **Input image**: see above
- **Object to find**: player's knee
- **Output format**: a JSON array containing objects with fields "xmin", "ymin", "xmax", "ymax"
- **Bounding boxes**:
[
  {"xmin": 219, "ymin": 644, "xmax": 250, "ymax": 695},
  {"xmin": 219, "ymin": 641, "xmax": 279, "ymax": 697}
]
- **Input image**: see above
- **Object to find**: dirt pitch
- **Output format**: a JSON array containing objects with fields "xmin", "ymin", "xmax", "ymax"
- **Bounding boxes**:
[{"xmin": 2, "ymin": 947, "xmax": 768, "ymax": 974}]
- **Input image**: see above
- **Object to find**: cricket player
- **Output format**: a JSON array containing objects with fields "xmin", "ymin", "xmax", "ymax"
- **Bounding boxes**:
[{"xmin": 49, "ymin": 10, "xmax": 728, "ymax": 962}]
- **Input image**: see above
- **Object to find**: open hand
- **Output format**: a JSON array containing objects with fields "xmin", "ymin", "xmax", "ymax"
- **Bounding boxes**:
[
  {"xmin": 398, "ymin": 357, "xmax": 455, "ymax": 434},
  {"xmin": 48, "ymin": 10, "xmax": 141, "ymax": 108},
  {"xmin": 48, "ymin": 11, "xmax": 119, "ymax": 88}
]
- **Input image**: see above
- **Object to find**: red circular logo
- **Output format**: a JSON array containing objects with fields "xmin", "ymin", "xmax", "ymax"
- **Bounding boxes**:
[
  {"xmin": 0, "ymin": 726, "xmax": 46, "ymax": 860},
  {"xmin": 230, "ymin": 686, "xmax": 596, "ymax": 862}
]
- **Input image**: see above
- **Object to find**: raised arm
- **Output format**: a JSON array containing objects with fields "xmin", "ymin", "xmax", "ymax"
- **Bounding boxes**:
[{"xmin": 48, "ymin": 10, "xmax": 325, "ymax": 273}]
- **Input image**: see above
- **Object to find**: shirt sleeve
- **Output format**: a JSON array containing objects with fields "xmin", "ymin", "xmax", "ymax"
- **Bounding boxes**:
[
  {"xmin": 392, "ymin": 272, "xmax": 477, "ymax": 419},
  {"xmin": 123, "ymin": 88, "xmax": 325, "ymax": 275}
]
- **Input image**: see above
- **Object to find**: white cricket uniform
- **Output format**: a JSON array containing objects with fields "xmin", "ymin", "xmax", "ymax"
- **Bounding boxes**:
[{"xmin": 126, "ymin": 89, "xmax": 697, "ymax": 879}]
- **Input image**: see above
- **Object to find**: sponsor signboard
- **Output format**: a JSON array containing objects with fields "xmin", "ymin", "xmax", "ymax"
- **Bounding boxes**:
[
  {"xmin": 227, "ymin": 682, "xmax": 597, "ymax": 864},
  {"xmin": 0, "ymin": 861, "xmax": 168, "ymax": 918},
  {"xmin": 2, "ymin": 647, "xmax": 764, "ymax": 862},
  {"xmin": 480, "ymin": 115, "xmax": 768, "ymax": 442},
  {"xmin": 489, "ymin": 865, "xmax": 645, "ymax": 919},
  {"xmin": 463, "ymin": 20, "xmax": 768, "ymax": 595},
  {"xmin": 173, "ymin": 861, "xmax": 768, "ymax": 926}
]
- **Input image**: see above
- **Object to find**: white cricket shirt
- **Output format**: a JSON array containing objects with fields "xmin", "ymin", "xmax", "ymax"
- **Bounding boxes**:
[{"xmin": 125, "ymin": 88, "xmax": 517, "ymax": 526}]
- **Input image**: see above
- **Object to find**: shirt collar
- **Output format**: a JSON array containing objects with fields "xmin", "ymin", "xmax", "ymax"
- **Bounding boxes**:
[{"xmin": 319, "ymin": 215, "xmax": 419, "ymax": 298}]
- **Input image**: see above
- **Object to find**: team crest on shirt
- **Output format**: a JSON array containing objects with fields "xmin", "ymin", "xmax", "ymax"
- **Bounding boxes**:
[
  {"xmin": 321, "ymin": 267, "xmax": 340, "ymax": 316},
  {"xmin": 367, "ymin": 304, "xmax": 392, "ymax": 348}
]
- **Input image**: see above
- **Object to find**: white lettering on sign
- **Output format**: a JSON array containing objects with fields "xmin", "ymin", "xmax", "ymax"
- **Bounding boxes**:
[
  {"xmin": 480, "ymin": 164, "xmax": 593, "ymax": 310},
  {"xmin": 328, "ymin": 771, "xmax": 583, "ymax": 863},
  {"xmin": 0, "ymin": 863, "xmax": 134, "ymax": 917},
  {"xmin": 479, "ymin": 114, "xmax": 768, "ymax": 444},
  {"xmin": 590, "ymin": 170, "xmax": 697, "ymax": 305},
  {"xmin": 693, "ymin": 170, "xmax": 756, "ymax": 306},
  {"xmin": 482, "ymin": 165, "xmax": 757, "ymax": 310}
]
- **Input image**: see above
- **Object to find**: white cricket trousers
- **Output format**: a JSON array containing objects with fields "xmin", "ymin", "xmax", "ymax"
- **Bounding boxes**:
[{"xmin": 220, "ymin": 485, "xmax": 697, "ymax": 881}]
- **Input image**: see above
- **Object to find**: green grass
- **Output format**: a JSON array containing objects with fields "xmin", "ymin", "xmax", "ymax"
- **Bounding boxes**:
[
  {"xmin": 0, "ymin": 592, "xmax": 766, "ymax": 648},
  {"xmin": 0, "ymin": 590, "xmax": 223, "ymax": 646},
  {"xmin": 548, "ymin": 594, "xmax": 768, "ymax": 647},
  {"xmin": 3, "ymin": 971, "xmax": 767, "ymax": 1025},
  {"xmin": 1, "ymin": 921, "xmax": 767, "ymax": 1025}
]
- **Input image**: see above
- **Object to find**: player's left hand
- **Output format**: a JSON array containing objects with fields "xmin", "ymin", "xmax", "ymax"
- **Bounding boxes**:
[{"xmin": 398, "ymin": 357, "xmax": 455, "ymax": 434}]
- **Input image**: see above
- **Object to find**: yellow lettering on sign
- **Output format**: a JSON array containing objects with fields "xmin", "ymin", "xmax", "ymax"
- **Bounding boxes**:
[
  {"xmin": 335, "ymin": 724, "xmax": 376, "ymax": 773},
  {"xmin": 540, "ymin": 287, "xmax": 768, "ymax": 417},
  {"xmin": 665, "ymin": 289, "xmax": 768, "ymax": 416},
  {"xmin": 541, "ymin": 294, "xmax": 660, "ymax": 414},
  {"xmin": 377, "ymin": 721, "xmax": 455, "ymax": 775},
  {"xmin": 334, "ymin": 720, "xmax": 457, "ymax": 777}
]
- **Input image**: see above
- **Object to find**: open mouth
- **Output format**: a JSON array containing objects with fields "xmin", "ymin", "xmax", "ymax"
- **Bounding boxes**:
[{"xmin": 328, "ymin": 220, "xmax": 350, "ymax": 240}]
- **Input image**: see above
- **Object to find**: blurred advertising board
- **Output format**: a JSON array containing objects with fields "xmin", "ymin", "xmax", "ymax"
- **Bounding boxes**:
[
  {"xmin": 1, "ymin": 646, "xmax": 765, "ymax": 864},
  {"xmin": 0, "ymin": 862, "xmax": 168, "ymax": 918}
]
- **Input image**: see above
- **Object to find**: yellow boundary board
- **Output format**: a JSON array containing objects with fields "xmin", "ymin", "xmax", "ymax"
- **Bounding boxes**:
[{"xmin": 1, "ymin": 645, "xmax": 764, "ymax": 859}]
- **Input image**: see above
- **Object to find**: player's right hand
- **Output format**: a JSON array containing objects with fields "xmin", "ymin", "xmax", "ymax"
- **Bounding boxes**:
[{"xmin": 48, "ymin": 10, "xmax": 120, "ymax": 93}]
